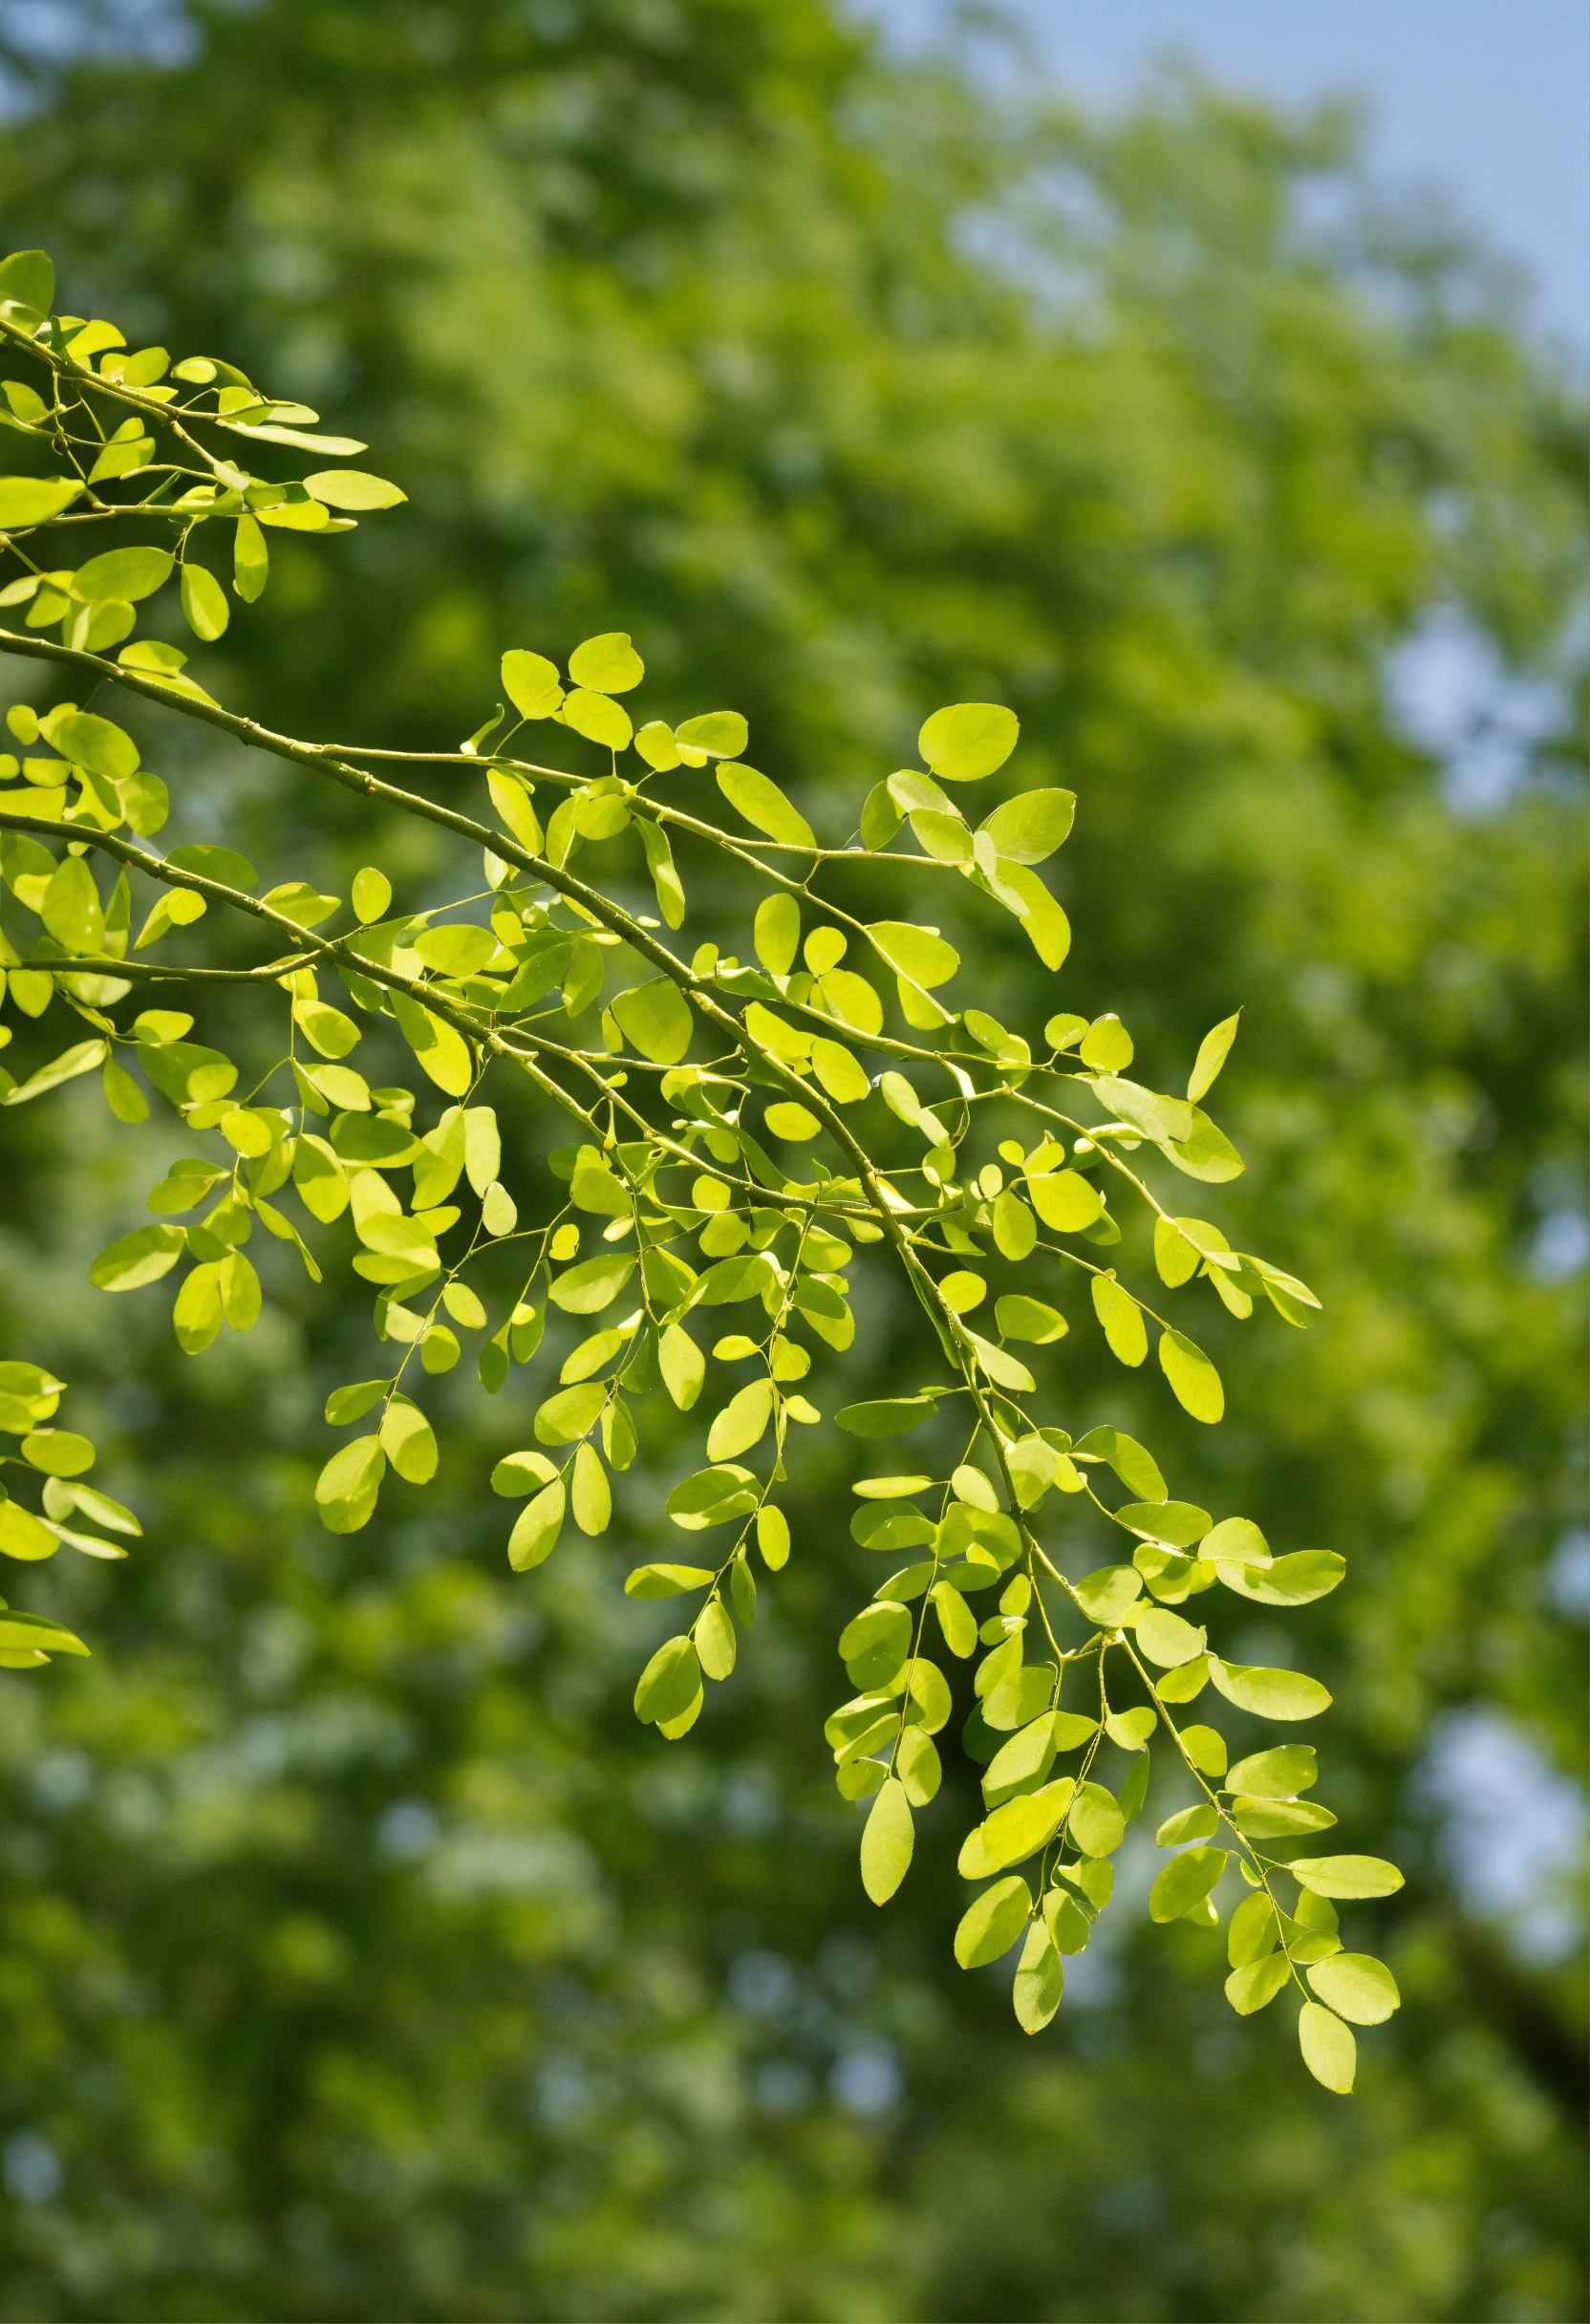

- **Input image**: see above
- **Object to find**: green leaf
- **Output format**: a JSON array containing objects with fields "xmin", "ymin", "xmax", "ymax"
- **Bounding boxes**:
[
  {"xmin": 570, "ymin": 1439, "xmax": 611, "ymax": 1536},
  {"xmin": 981, "ymin": 1712, "xmax": 1061, "ymax": 1806},
  {"xmin": 1209, "ymin": 1659, "xmax": 1333, "ymax": 1722},
  {"xmin": 1292, "ymin": 1856, "xmax": 1405, "ymax": 1902},
  {"xmin": 380, "ymin": 1398, "xmax": 437, "ymax": 1483},
  {"xmin": 1109, "ymin": 1707, "xmax": 1157, "ymax": 1757},
  {"xmin": 293, "ymin": 999, "xmax": 360, "ymax": 1059},
  {"xmin": 990, "ymin": 1192, "xmax": 1037, "ymax": 1262},
  {"xmin": 327, "ymin": 1381, "xmax": 387, "ymax": 1428},
  {"xmin": 508, "ymin": 1479, "xmax": 565, "ymax": 1570},
  {"xmin": 895, "ymin": 1724, "xmax": 939, "ymax": 1806},
  {"xmin": 292, "ymin": 1133, "xmax": 349, "ymax": 1220},
  {"xmin": 1188, "ymin": 1010, "xmax": 1241, "ymax": 1104},
  {"xmin": 949, "ymin": 1330, "xmax": 1026, "ymax": 1394},
  {"xmin": 610, "ymin": 976, "xmax": 693, "ymax": 1065},
  {"xmin": 859, "ymin": 1775, "xmax": 914, "ymax": 1904},
  {"xmin": 566, "ymin": 631, "xmax": 643, "ymax": 694},
  {"xmin": 706, "ymin": 1379, "xmax": 774, "ymax": 1461},
  {"xmin": 634, "ymin": 721, "xmax": 682, "ymax": 770},
  {"xmin": 234, "ymin": 513, "xmax": 269, "ymax": 601},
  {"xmin": 48, "ymin": 708, "xmax": 141, "ymax": 785},
  {"xmin": 263, "ymin": 882, "xmax": 339, "ymax": 929},
  {"xmin": 918, "ymin": 702, "xmax": 1019, "ymax": 783},
  {"xmin": 962, "ymin": 1782, "xmax": 1074, "ymax": 1877},
  {"xmin": 5, "ymin": 1037, "xmax": 108, "ymax": 1107},
  {"xmin": 753, "ymin": 893, "xmax": 800, "ymax": 975},
  {"xmin": 1068, "ymin": 1781, "xmax": 1125, "ymax": 1859},
  {"xmin": 415, "ymin": 923, "xmax": 497, "ymax": 977},
  {"xmin": 626, "ymin": 1562, "xmax": 713, "ymax": 1598},
  {"xmin": 302, "ymin": 468, "xmax": 406, "ymax": 509},
  {"xmin": 562, "ymin": 689, "xmax": 632, "ymax": 749},
  {"xmin": 1225, "ymin": 1955, "xmax": 1291, "ymax": 2015},
  {"xmin": 756, "ymin": 1506, "xmax": 790, "ymax": 1569},
  {"xmin": 1117, "ymin": 1499, "xmax": 1212, "ymax": 1547},
  {"xmin": 1298, "ymin": 2001, "xmax": 1356, "ymax": 2094},
  {"xmin": 1227, "ymin": 1745, "xmax": 1317, "ymax": 1797},
  {"xmin": 1306, "ymin": 1954, "xmax": 1400, "ymax": 2026},
  {"xmin": 481, "ymin": 768, "xmax": 541, "ymax": 858},
  {"xmin": 49, "ymin": 1480, "xmax": 138, "ymax": 1537},
  {"xmin": 534, "ymin": 1385, "xmax": 606, "ymax": 1446},
  {"xmin": 0, "ymin": 1499, "xmax": 59, "ymax": 1560},
  {"xmin": 696, "ymin": 1594, "xmax": 736, "ymax": 1679},
  {"xmin": 90, "ymin": 1222, "xmax": 185, "ymax": 1291},
  {"xmin": 219, "ymin": 1249, "xmax": 261, "ymax": 1331},
  {"xmin": 0, "ymin": 477, "xmax": 82, "ymax": 526},
  {"xmin": 665, "ymin": 1464, "xmax": 760, "ymax": 1531},
  {"xmin": 1160, "ymin": 1107, "xmax": 1245, "ymax": 1184},
  {"xmin": 657, "ymin": 1323, "xmax": 704, "ymax": 1410},
  {"xmin": 1200, "ymin": 1516, "xmax": 1270, "ymax": 1568},
  {"xmin": 926, "ymin": 1580, "xmax": 974, "ymax": 1658},
  {"xmin": 489, "ymin": 1451, "xmax": 557, "ymax": 1496},
  {"xmin": 314, "ymin": 1434, "xmax": 385, "ymax": 1534},
  {"xmin": 73, "ymin": 547, "xmax": 173, "ymax": 602},
  {"xmin": 1086, "ymin": 1076, "xmax": 1186, "ymax": 1147},
  {"xmin": 501, "ymin": 649, "xmax": 562, "ymax": 719},
  {"xmin": 806, "ymin": 1036, "xmax": 867, "ymax": 1105},
  {"xmin": 349, "ymin": 867, "xmax": 390, "ymax": 923},
  {"xmin": 180, "ymin": 562, "xmax": 229, "ymax": 640},
  {"xmin": 835, "ymin": 1395, "xmax": 937, "ymax": 1437},
  {"xmin": 978, "ymin": 787, "xmax": 1074, "ymax": 863},
  {"xmin": 1156, "ymin": 1804, "xmax": 1219, "ymax": 1846},
  {"xmin": 859, "ymin": 780, "xmax": 903, "ymax": 850},
  {"xmin": 1026, "ymin": 1171, "xmax": 1105, "ymax": 1238},
  {"xmin": 839, "ymin": 1601, "xmax": 913, "ymax": 1690},
  {"xmin": 1149, "ymin": 1845, "xmax": 1229, "ymax": 1923},
  {"xmin": 1159, "ymin": 1328, "xmax": 1223, "ymax": 1421},
  {"xmin": 865, "ymin": 919, "xmax": 958, "ymax": 992},
  {"xmin": 994, "ymin": 1293, "xmax": 1066, "ymax": 1344},
  {"xmin": 634, "ymin": 818, "xmax": 685, "ymax": 926},
  {"xmin": 549, "ymin": 1254, "xmax": 635, "ymax": 1315},
  {"xmin": 1013, "ymin": 1923, "xmax": 1065, "ymax": 2033},
  {"xmin": 1227, "ymin": 1892, "xmax": 1278, "ymax": 1967},
  {"xmin": 390, "ymin": 992, "xmax": 473, "ymax": 1096},
  {"xmin": 162, "ymin": 840, "xmax": 256, "ymax": 892},
  {"xmin": 0, "ymin": 249, "xmax": 54, "ymax": 312},
  {"xmin": 634, "ymin": 1634, "xmax": 701, "ymax": 1725},
  {"xmin": 763, "ymin": 1101, "xmax": 818, "ymax": 1142},
  {"xmin": 954, "ymin": 1874, "xmax": 1031, "ymax": 1968},
  {"xmin": 1136, "ymin": 1606, "xmax": 1206, "ymax": 1668},
  {"xmin": 1005, "ymin": 1436, "xmax": 1058, "ymax": 1510},
  {"xmin": 675, "ymin": 711, "xmax": 747, "ymax": 759},
  {"xmin": 1220, "ymin": 1550, "xmax": 1345, "ymax": 1605},
  {"xmin": 1232, "ymin": 1798, "xmax": 1338, "ymax": 1840},
  {"xmin": 716, "ymin": 762, "xmax": 813, "ymax": 848},
  {"xmin": 1089, "ymin": 1276, "xmax": 1147, "ymax": 1366},
  {"xmin": 1182, "ymin": 1725, "xmax": 1229, "ymax": 1780},
  {"xmin": 1070, "ymin": 1565, "xmax": 1142, "ymax": 1626}
]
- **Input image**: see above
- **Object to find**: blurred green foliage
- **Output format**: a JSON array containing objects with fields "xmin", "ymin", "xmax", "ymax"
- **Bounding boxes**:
[{"xmin": 0, "ymin": 3, "xmax": 1582, "ymax": 2317}]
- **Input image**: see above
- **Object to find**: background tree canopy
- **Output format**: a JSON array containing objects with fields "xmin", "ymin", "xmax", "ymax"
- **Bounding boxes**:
[{"xmin": 0, "ymin": 3, "xmax": 1582, "ymax": 2318}]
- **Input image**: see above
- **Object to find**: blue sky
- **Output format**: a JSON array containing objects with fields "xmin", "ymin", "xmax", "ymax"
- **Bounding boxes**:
[{"xmin": 863, "ymin": 0, "xmax": 1590, "ymax": 353}]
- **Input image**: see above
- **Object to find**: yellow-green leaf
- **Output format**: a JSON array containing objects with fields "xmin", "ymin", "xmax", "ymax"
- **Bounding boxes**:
[
  {"xmin": 1091, "ymin": 1277, "xmax": 1147, "ymax": 1366},
  {"xmin": 717, "ymin": 763, "xmax": 813, "ymax": 848},
  {"xmin": 610, "ymin": 977, "xmax": 693, "ymax": 1064},
  {"xmin": 568, "ymin": 631, "xmax": 643, "ymax": 694},
  {"xmin": 918, "ymin": 701, "xmax": 1019, "ymax": 783},
  {"xmin": 562, "ymin": 688, "xmax": 633, "ymax": 749},
  {"xmin": 1159, "ymin": 1328, "xmax": 1223, "ymax": 1421},
  {"xmin": 1298, "ymin": 2001, "xmax": 1356, "ymax": 2094},
  {"xmin": 860, "ymin": 1775, "xmax": 914, "ymax": 1904},
  {"xmin": 1188, "ymin": 1010, "xmax": 1241, "ymax": 1104}
]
